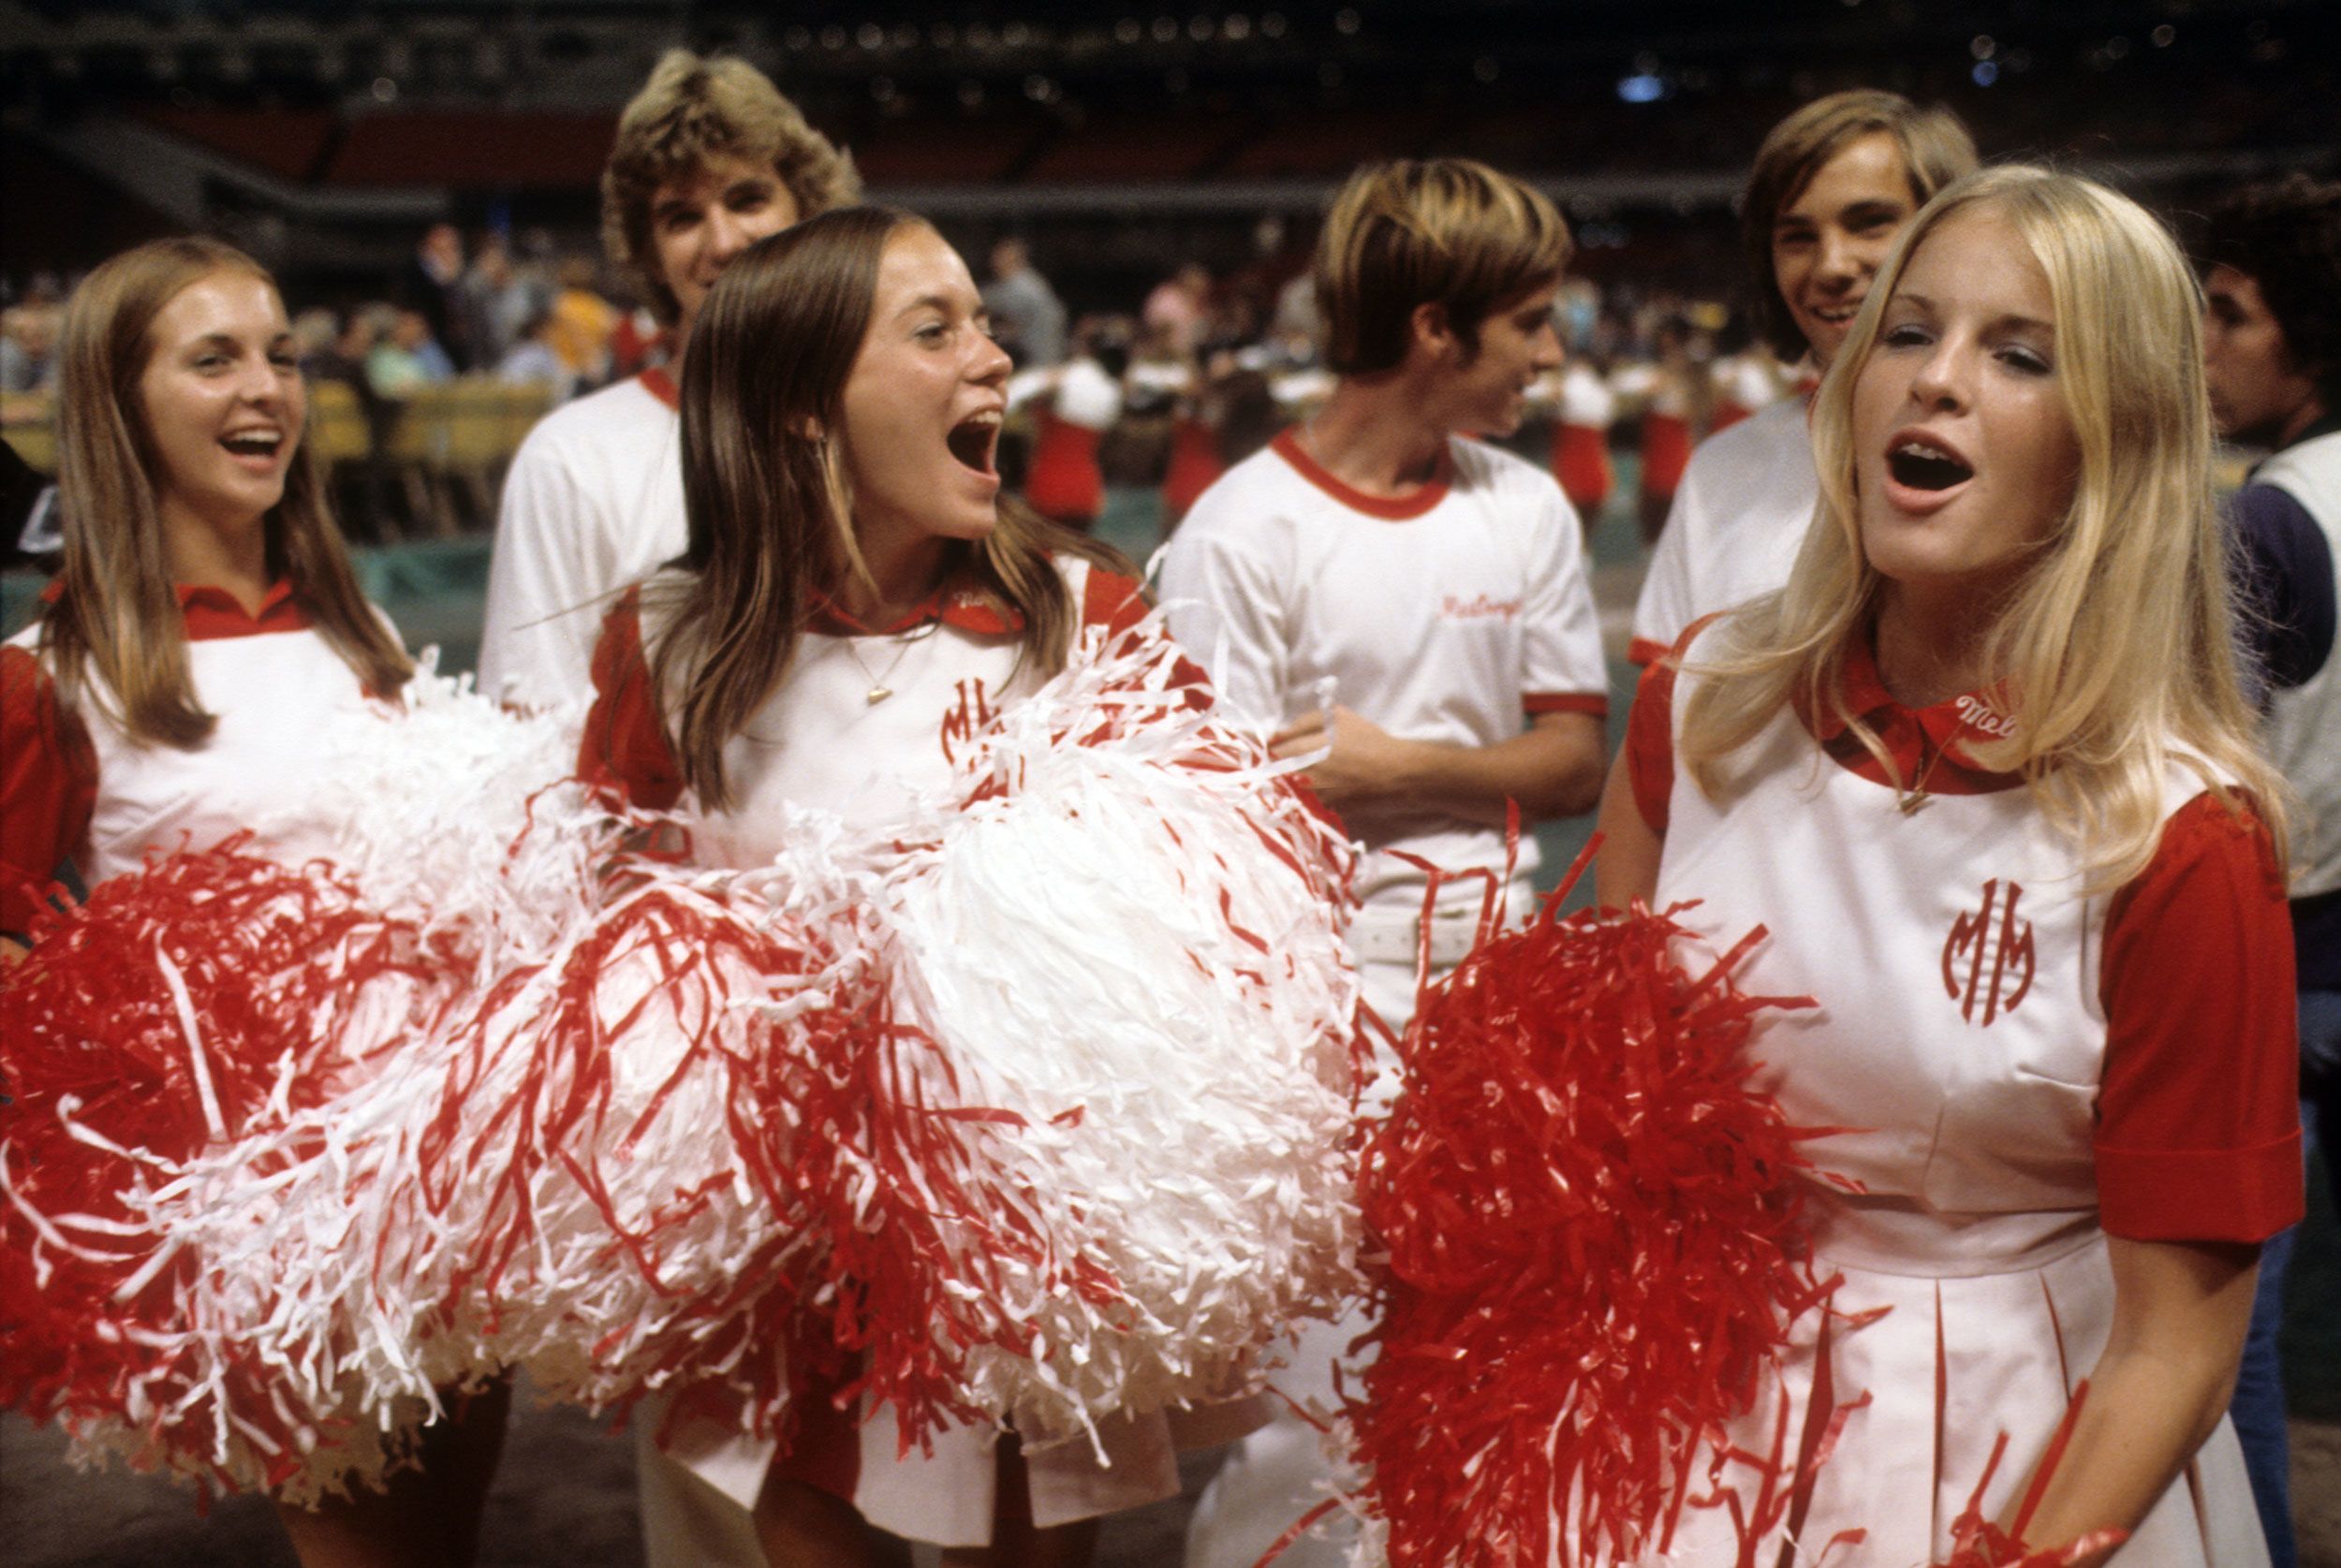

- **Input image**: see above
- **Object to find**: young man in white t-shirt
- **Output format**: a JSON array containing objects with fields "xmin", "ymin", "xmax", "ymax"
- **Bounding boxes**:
[
  {"xmin": 1158, "ymin": 156, "xmax": 1609, "ymax": 1568},
  {"xmin": 477, "ymin": 50, "xmax": 858, "ymax": 711},
  {"xmin": 1628, "ymin": 90, "xmax": 1976, "ymax": 664}
]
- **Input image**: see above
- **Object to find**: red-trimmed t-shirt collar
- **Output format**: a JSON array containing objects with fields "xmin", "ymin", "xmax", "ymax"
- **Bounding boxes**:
[
  {"xmin": 805, "ymin": 577, "xmax": 1020, "ymax": 637},
  {"xmin": 176, "ymin": 578, "xmax": 311, "ymax": 640},
  {"xmin": 37, "ymin": 576, "xmax": 310, "ymax": 640},
  {"xmin": 1798, "ymin": 631, "xmax": 2023, "ymax": 796},
  {"xmin": 1270, "ymin": 427, "xmax": 1452, "ymax": 520},
  {"xmin": 640, "ymin": 365, "xmax": 681, "ymax": 410}
]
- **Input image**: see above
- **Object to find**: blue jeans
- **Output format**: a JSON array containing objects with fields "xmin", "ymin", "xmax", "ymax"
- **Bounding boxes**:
[{"xmin": 2231, "ymin": 987, "xmax": 2341, "ymax": 1568}]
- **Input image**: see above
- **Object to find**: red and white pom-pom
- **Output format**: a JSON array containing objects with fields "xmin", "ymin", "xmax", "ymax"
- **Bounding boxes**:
[
  {"xmin": 272, "ymin": 662, "xmax": 602, "ymax": 975},
  {"xmin": 872, "ymin": 613, "xmax": 1363, "ymax": 1452},
  {"xmin": 1, "ymin": 675, "xmax": 601, "ymax": 1502},
  {"xmin": 0, "ymin": 842, "xmax": 444, "ymax": 1501},
  {"xmin": 1347, "ymin": 857, "xmax": 1839, "ymax": 1568}
]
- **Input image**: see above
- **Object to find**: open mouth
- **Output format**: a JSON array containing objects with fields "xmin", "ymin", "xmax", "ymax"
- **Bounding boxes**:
[
  {"xmin": 220, "ymin": 430, "xmax": 285, "ymax": 460},
  {"xmin": 946, "ymin": 413, "xmax": 1000, "ymax": 476},
  {"xmin": 1887, "ymin": 437, "xmax": 1973, "ymax": 491}
]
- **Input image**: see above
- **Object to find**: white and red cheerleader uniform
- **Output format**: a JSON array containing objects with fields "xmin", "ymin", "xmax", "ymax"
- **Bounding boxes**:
[
  {"xmin": 1, "ymin": 581, "xmax": 392, "ymax": 934},
  {"xmin": 1019, "ymin": 359, "xmax": 1122, "ymax": 531},
  {"xmin": 1633, "ymin": 372, "xmax": 1695, "ymax": 513},
  {"xmin": 577, "ymin": 556, "xmax": 1189, "ymax": 1549},
  {"xmin": 1157, "ymin": 428, "xmax": 1609, "ymax": 1568},
  {"xmin": 1548, "ymin": 360, "xmax": 1617, "ymax": 519},
  {"xmin": 477, "ymin": 366, "xmax": 684, "ymax": 711},
  {"xmin": 1163, "ymin": 411, "xmax": 1225, "ymax": 528},
  {"xmin": 1625, "ymin": 619, "xmax": 2298, "ymax": 1567},
  {"xmin": 1627, "ymin": 394, "xmax": 1818, "ymax": 666}
]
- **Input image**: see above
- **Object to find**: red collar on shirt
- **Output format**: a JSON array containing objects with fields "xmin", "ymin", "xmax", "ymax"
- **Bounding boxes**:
[
  {"xmin": 1797, "ymin": 631, "xmax": 2024, "ymax": 797},
  {"xmin": 640, "ymin": 365, "xmax": 681, "ymax": 410},
  {"xmin": 804, "ymin": 576, "xmax": 1021, "ymax": 637},
  {"xmin": 37, "ymin": 576, "xmax": 311, "ymax": 641},
  {"xmin": 1269, "ymin": 427, "xmax": 1452, "ymax": 520}
]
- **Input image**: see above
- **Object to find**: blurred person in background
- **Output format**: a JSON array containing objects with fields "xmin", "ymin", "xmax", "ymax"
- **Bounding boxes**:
[
  {"xmin": 495, "ymin": 306, "xmax": 577, "ymax": 403},
  {"xmin": 461, "ymin": 231, "xmax": 541, "ymax": 373},
  {"xmin": 399, "ymin": 220, "xmax": 472, "ymax": 371},
  {"xmin": 1143, "ymin": 261, "xmax": 1215, "ymax": 358},
  {"xmin": 287, "ymin": 306, "xmax": 341, "ymax": 375},
  {"xmin": 1546, "ymin": 348, "xmax": 1617, "ymax": 526},
  {"xmin": 363, "ymin": 306, "xmax": 452, "ymax": 403},
  {"xmin": 2199, "ymin": 171, "xmax": 2341, "ymax": 1568},
  {"xmin": 980, "ymin": 236, "xmax": 1067, "ymax": 369},
  {"xmin": 1162, "ymin": 156, "xmax": 1608, "ymax": 1568},
  {"xmin": 1614, "ymin": 312, "xmax": 1710, "ymax": 544},
  {"xmin": 476, "ymin": 49, "xmax": 858, "ymax": 716},
  {"xmin": 544, "ymin": 256, "xmax": 619, "ymax": 390},
  {"xmin": 1013, "ymin": 315, "xmax": 1126, "ymax": 532},
  {"xmin": 1628, "ymin": 89, "xmax": 1976, "ymax": 664},
  {"xmin": 0, "ymin": 302, "xmax": 62, "ymax": 393}
]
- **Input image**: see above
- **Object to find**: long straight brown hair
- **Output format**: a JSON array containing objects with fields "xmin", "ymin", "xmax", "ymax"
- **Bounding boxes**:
[
  {"xmin": 652, "ymin": 206, "xmax": 1123, "ymax": 810},
  {"xmin": 38, "ymin": 236, "xmax": 411, "ymax": 745}
]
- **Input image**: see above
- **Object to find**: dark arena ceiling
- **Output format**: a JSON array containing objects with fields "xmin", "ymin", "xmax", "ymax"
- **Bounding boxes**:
[{"xmin": 2, "ymin": 0, "xmax": 2333, "ymax": 281}]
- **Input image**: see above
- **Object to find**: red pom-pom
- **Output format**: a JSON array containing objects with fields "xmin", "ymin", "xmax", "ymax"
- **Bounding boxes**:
[
  {"xmin": 1349, "ymin": 857, "xmax": 1841, "ymax": 1568},
  {"xmin": 1, "ymin": 840, "xmax": 434, "ymax": 1490}
]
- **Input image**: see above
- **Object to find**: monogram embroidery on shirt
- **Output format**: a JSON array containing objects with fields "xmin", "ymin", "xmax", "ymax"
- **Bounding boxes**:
[
  {"xmin": 1942, "ymin": 877, "xmax": 2034, "ymax": 1026},
  {"xmin": 939, "ymin": 677, "xmax": 997, "ymax": 765}
]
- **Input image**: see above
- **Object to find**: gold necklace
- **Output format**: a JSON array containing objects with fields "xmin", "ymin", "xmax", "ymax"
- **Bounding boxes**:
[
  {"xmin": 1895, "ymin": 730, "xmax": 1946, "ymax": 815},
  {"xmin": 841, "ymin": 620, "xmax": 939, "ymax": 705}
]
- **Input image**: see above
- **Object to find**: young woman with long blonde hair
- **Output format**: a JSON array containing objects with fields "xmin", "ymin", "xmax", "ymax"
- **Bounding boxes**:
[
  {"xmin": 1597, "ymin": 168, "xmax": 2298, "ymax": 1566},
  {"xmin": 0, "ymin": 236, "xmax": 513, "ymax": 1567}
]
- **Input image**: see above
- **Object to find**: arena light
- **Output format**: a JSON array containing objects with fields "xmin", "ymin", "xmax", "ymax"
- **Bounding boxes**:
[
  {"xmin": 1617, "ymin": 72, "xmax": 1664, "ymax": 103},
  {"xmin": 1971, "ymin": 61, "xmax": 1998, "ymax": 85}
]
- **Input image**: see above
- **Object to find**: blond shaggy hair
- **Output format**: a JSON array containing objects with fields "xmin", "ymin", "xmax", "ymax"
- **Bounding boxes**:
[
  {"xmin": 1680, "ymin": 166, "xmax": 2284, "ymax": 890},
  {"xmin": 601, "ymin": 50, "xmax": 861, "ymax": 327},
  {"xmin": 1313, "ymin": 157, "xmax": 1572, "ymax": 376}
]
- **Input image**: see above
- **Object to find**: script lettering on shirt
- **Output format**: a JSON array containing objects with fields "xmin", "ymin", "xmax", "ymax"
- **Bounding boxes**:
[
  {"xmin": 1952, "ymin": 695, "xmax": 2018, "ymax": 740},
  {"xmin": 1440, "ymin": 593, "xmax": 1523, "ymax": 622},
  {"xmin": 1941, "ymin": 877, "xmax": 2035, "ymax": 1027}
]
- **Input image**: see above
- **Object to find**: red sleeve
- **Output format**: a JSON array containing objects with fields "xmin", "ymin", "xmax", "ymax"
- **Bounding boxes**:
[
  {"xmin": 1, "ymin": 643, "xmax": 97, "ymax": 937},
  {"xmin": 1623, "ymin": 617, "xmax": 1720, "ymax": 838},
  {"xmin": 577, "ymin": 592, "xmax": 685, "ymax": 812},
  {"xmin": 1081, "ymin": 564, "xmax": 1152, "ymax": 638},
  {"xmin": 2094, "ymin": 791, "xmax": 2303, "ymax": 1244},
  {"xmin": 1084, "ymin": 564, "xmax": 1212, "ymax": 708}
]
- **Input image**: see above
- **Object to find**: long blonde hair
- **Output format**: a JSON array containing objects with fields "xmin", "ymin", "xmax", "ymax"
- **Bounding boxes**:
[
  {"xmin": 651, "ymin": 207, "xmax": 1124, "ymax": 811},
  {"xmin": 1679, "ymin": 166, "xmax": 2284, "ymax": 889},
  {"xmin": 38, "ymin": 236, "xmax": 410, "ymax": 747}
]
